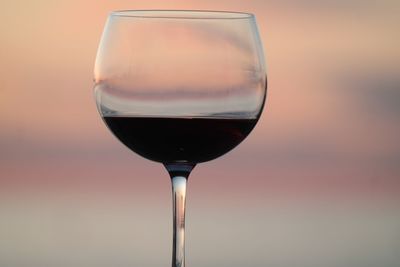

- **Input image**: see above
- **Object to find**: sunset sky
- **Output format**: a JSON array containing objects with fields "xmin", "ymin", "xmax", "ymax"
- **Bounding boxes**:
[{"xmin": 1, "ymin": 0, "xmax": 399, "ymax": 266}]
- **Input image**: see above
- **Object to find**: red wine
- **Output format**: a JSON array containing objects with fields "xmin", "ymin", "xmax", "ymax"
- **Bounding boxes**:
[{"xmin": 103, "ymin": 116, "xmax": 258, "ymax": 163}]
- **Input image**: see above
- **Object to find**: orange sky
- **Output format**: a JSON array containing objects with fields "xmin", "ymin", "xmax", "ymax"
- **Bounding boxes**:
[{"xmin": 1, "ymin": 0, "xmax": 399, "ymax": 198}]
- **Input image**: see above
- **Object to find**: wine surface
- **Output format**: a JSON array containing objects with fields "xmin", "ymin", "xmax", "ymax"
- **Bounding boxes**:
[{"xmin": 103, "ymin": 116, "xmax": 257, "ymax": 163}]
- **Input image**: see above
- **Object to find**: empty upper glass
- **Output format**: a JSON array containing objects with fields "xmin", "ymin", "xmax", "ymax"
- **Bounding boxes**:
[{"xmin": 94, "ymin": 10, "xmax": 266, "ymax": 119}]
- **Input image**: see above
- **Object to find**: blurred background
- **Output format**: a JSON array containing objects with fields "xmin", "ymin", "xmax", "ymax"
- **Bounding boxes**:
[{"xmin": 1, "ymin": 0, "xmax": 399, "ymax": 266}]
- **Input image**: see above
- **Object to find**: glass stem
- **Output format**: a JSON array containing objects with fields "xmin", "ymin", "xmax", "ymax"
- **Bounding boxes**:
[
  {"xmin": 171, "ymin": 176, "xmax": 187, "ymax": 267},
  {"xmin": 165, "ymin": 163, "xmax": 195, "ymax": 267}
]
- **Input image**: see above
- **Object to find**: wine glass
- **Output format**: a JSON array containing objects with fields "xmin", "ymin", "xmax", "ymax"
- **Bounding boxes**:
[{"xmin": 94, "ymin": 10, "xmax": 266, "ymax": 267}]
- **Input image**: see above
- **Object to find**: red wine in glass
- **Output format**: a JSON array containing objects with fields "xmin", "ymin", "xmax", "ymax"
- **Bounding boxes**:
[{"xmin": 103, "ymin": 116, "xmax": 258, "ymax": 164}]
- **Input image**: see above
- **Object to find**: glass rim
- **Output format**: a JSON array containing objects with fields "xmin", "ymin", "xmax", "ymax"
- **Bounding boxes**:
[{"xmin": 110, "ymin": 10, "xmax": 254, "ymax": 20}]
